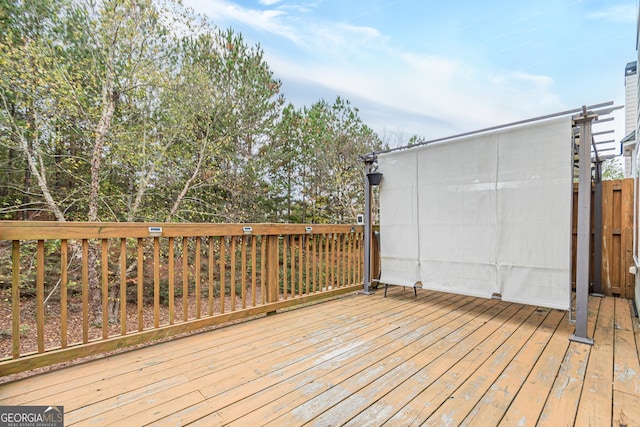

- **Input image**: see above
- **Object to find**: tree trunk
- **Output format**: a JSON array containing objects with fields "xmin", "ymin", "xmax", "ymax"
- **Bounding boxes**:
[
  {"xmin": 17, "ymin": 110, "xmax": 66, "ymax": 222},
  {"xmin": 88, "ymin": 85, "xmax": 116, "ymax": 222},
  {"xmin": 108, "ymin": 277, "xmax": 120, "ymax": 324},
  {"xmin": 87, "ymin": 82, "xmax": 118, "ymax": 321},
  {"xmin": 128, "ymin": 162, "xmax": 156, "ymax": 222},
  {"xmin": 22, "ymin": 149, "xmax": 30, "ymax": 221},
  {"xmin": 87, "ymin": 245, "xmax": 102, "ymax": 321},
  {"xmin": 166, "ymin": 144, "xmax": 205, "ymax": 222}
]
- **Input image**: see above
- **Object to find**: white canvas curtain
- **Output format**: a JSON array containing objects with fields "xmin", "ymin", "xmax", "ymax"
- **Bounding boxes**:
[{"xmin": 378, "ymin": 116, "xmax": 572, "ymax": 310}]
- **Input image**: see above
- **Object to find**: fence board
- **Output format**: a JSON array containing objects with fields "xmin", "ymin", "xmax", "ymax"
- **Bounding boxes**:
[{"xmin": 621, "ymin": 179, "xmax": 634, "ymax": 298}]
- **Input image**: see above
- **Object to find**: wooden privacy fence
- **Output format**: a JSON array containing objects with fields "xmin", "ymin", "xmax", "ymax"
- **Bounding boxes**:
[
  {"xmin": 0, "ymin": 222, "xmax": 364, "ymax": 375},
  {"xmin": 572, "ymin": 178, "xmax": 634, "ymax": 299}
]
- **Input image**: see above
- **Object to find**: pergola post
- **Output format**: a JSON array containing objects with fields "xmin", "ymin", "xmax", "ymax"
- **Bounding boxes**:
[
  {"xmin": 570, "ymin": 106, "xmax": 597, "ymax": 345},
  {"xmin": 593, "ymin": 164, "xmax": 604, "ymax": 296}
]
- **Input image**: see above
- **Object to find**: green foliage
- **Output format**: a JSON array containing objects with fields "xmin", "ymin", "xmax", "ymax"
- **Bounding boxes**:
[
  {"xmin": 0, "ymin": 0, "xmax": 383, "ymax": 224},
  {"xmin": 601, "ymin": 158, "xmax": 624, "ymax": 181},
  {"xmin": 263, "ymin": 97, "xmax": 383, "ymax": 223}
]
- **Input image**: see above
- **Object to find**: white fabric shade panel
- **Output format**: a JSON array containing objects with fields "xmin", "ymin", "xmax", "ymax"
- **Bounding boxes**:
[{"xmin": 378, "ymin": 116, "xmax": 572, "ymax": 310}]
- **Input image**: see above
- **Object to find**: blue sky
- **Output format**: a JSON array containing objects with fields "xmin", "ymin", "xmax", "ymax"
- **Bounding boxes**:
[{"xmin": 184, "ymin": 0, "xmax": 637, "ymax": 149}]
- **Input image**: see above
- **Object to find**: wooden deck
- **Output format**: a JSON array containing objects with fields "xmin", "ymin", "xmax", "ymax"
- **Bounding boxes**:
[{"xmin": 1, "ymin": 286, "xmax": 639, "ymax": 426}]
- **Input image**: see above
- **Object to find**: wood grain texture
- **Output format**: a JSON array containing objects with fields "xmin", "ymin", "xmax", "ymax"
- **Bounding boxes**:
[
  {"xmin": 0, "ymin": 221, "xmax": 363, "ymax": 240},
  {"xmin": 570, "ymin": 178, "xmax": 634, "ymax": 299},
  {"xmin": 0, "ymin": 289, "xmax": 638, "ymax": 426}
]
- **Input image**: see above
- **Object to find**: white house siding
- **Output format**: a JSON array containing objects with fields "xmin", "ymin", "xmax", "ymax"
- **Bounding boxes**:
[{"xmin": 635, "ymin": 13, "xmax": 640, "ymax": 314}]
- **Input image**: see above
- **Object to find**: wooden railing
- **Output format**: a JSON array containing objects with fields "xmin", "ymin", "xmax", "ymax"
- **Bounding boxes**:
[{"xmin": 0, "ymin": 222, "xmax": 364, "ymax": 375}]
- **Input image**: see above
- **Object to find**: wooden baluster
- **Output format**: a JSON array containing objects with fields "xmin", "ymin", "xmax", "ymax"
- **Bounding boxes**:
[
  {"xmin": 154, "ymin": 236, "xmax": 160, "ymax": 327},
  {"xmin": 101, "ymin": 239, "xmax": 109, "ymax": 338},
  {"xmin": 260, "ymin": 236, "xmax": 266, "ymax": 304},
  {"xmin": 220, "ymin": 236, "xmax": 226, "ymax": 313},
  {"xmin": 298, "ymin": 235, "xmax": 304, "ymax": 296},
  {"xmin": 290, "ymin": 235, "xmax": 296, "ymax": 297},
  {"xmin": 83, "ymin": 239, "xmax": 89, "ymax": 343},
  {"xmin": 137, "ymin": 238, "xmax": 144, "ymax": 332},
  {"xmin": 324, "ymin": 234, "xmax": 330, "ymax": 290},
  {"xmin": 230, "ymin": 236, "xmax": 237, "ymax": 310},
  {"xmin": 119, "ymin": 238, "xmax": 126, "ymax": 336},
  {"xmin": 36, "ymin": 240, "xmax": 45, "ymax": 353},
  {"xmin": 195, "ymin": 236, "xmax": 201, "ymax": 319},
  {"xmin": 11, "ymin": 241, "xmax": 20, "ymax": 358},
  {"xmin": 282, "ymin": 235, "xmax": 288, "ymax": 300},
  {"xmin": 61, "ymin": 239, "xmax": 68, "ymax": 348},
  {"xmin": 168, "ymin": 237, "xmax": 175, "ymax": 325},
  {"xmin": 208, "ymin": 236, "xmax": 214, "ymax": 316},
  {"xmin": 241, "ymin": 236, "xmax": 247, "ymax": 309},
  {"xmin": 251, "ymin": 236, "xmax": 257, "ymax": 307},
  {"xmin": 182, "ymin": 236, "xmax": 189, "ymax": 321}
]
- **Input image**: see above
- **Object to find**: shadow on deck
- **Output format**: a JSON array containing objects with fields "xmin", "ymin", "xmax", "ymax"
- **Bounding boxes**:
[{"xmin": 1, "ymin": 287, "xmax": 639, "ymax": 426}]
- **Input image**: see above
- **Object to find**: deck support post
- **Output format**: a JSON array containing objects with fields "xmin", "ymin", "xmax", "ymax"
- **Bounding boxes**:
[
  {"xmin": 570, "ymin": 106, "xmax": 596, "ymax": 345},
  {"xmin": 266, "ymin": 235, "xmax": 279, "ymax": 304}
]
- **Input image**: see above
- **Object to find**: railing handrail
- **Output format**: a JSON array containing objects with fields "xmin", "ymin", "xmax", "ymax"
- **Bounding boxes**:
[{"xmin": 0, "ymin": 221, "xmax": 362, "ymax": 240}]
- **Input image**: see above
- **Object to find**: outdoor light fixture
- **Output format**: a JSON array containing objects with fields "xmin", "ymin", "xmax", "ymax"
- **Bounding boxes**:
[
  {"xmin": 361, "ymin": 154, "xmax": 379, "ymax": 295},
  {"xmin": 243, "ymin": 226, "xmax": 253, "ymax": 235},
  {"xmin": 367, "ymin": 171, "xmax": 383, "ymax": 186},
  {"xmin": 148, "ymin": 226, "xmax": 162, "ymax": 237},
  {"xmin": 305, "ymin": 226, "xmax": 313, "ymax": 234}
]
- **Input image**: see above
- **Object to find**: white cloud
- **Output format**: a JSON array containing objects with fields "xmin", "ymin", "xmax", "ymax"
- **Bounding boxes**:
[
  {"xmin": 268, "ymin": 44, "xmax": 563, "ymax": 137},
  {"xmin": 587, "ymin": 4, "xmax": 637, "ymax": 23},
  {"xmin": 185, "ymin": 0, "xmax": 384, "ymax": 53},
  {"xmin": 184, "ymin": 0, "xmax": 584, "ymax": 139},
  {"xmin": 335, "ymin": 23, "xmax": 381, "ymax": 40},
  {"xmin": 399, "ymin": 53, "xmax": 461, "ymax": 77},
  {"xmin": 185, "ymin": 0, "xmax": 302, "ymax": 43},
  {"xmin": 489, "ymin": 72, "xmax": 554, "ymax": 89},
  {"xmin": 308, "ymin": 22, "xmax": 384, "ymax": 57}
]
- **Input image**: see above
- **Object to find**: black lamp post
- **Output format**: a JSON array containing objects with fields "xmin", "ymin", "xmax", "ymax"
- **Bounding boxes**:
[{"xmin": 363, "ymin": 157, "xmax": 381, "ymax": 294}]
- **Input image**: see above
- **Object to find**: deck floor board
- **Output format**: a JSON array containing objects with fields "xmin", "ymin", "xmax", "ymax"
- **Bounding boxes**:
[
  {"xmin": 575, "ymin": 296, "xmax": 615, "ymax": 426},
  {"xmin": 376, "ymin": 305, "xmax": 543, "ymax": 426},
  {"xmin": 534, "ymin": 297, "xmax": 600, "ymax": 427},
  {"xmin": 1, "ymin": 287, "xmax": 638, "ymax": 426},
  {"xmin": 612, "ymin": 298, "xmax": 640, "ymax": 426}
]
